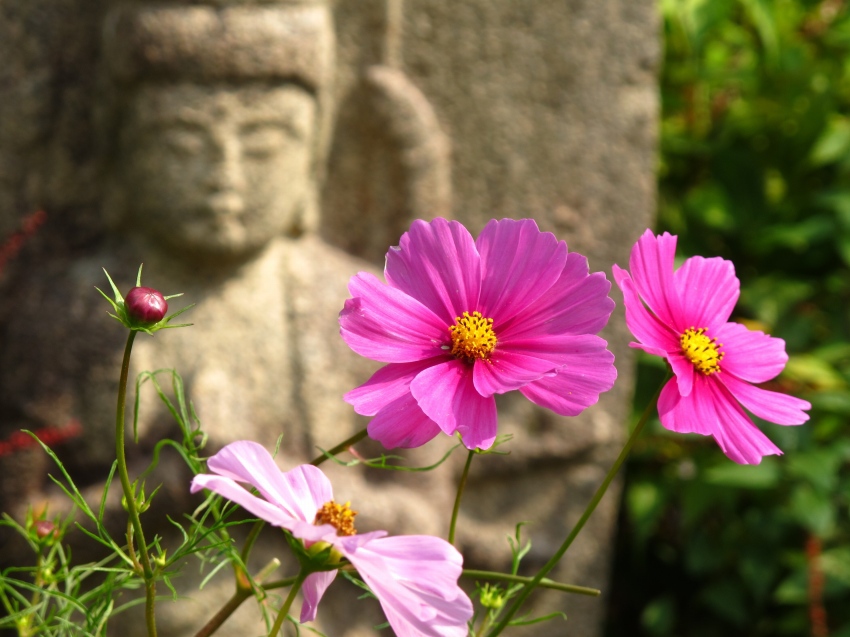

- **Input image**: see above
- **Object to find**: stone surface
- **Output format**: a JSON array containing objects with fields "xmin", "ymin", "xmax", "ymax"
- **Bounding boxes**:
[{"xmin": 0, "ymin": 1, "xmax": 659, "ymax": 635}]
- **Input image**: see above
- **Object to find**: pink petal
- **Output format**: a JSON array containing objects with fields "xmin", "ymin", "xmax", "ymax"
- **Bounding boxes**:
[
  {"xmin": 476, "ymin": 218, "xmax": 568, "ymax": 324},
  {"xmin": 384, "ymin": 218, "xmax": 482, "ymax": 326},
  {"xmin": 714, "ymin": 322, "xmax": 789, "ymax": 383},
  {"xmin": 628, "ymin": 341, "xmax": 670, "ymax": 359},
  {"xmin": 668, "ymin": 351, "xmax": 696, "ymax": 397},
  {"xmin": 339, "ymin": 535, "xmax": 473, "ymax": 637},
  {"xmin": 657, "ymin": 376, "xmax": 713, "ymax": 435},
  {"xmin": 273, "ymin": 465, "xmax": 336, "ymax": 524},
  {"xmin": 200, "ymin": 441, "xmax": 331, "ymax": 521},
  {"xmin": 499, "ymin": 252, "xmax": 614, "ymax": 338},
  {"xmin": 613, "ymin": 265, "xmax": 679, "ymax": 354},
  {"xmin": 288, "ymin": 520, "xmax": 345, "ymax": 544},
  {"xmin": 340, "ymin": 273, "xmax": 449, "ymax": 363},
  {"xmin": 472, "ymin": 349, "xmax": 561, "ymax": 397},
  {"xmin": 300, "ymin": 571, "xmax": 337, "ymax": 623},
  {"xmin": 519, "ymin": 341, "xmax": 617, "ymax": 416},
  {"xmin": 658, "ymin": 375, "xmax": 782, "ymax": 464},
  {"xmin": 475, "ymin": 333, "xmax": 613, "ymax": 397},
  {"xmin": 334, "ymin": 530, "xmax": 389, "ymax": 551},
  {"xmin": 345, "ymin": 359, "xmax": 445, "ymax": 416},
  {"xmin": 410, "ymin": 359, "xmax": 498, "ymax": 450},
  {"xmin": 368, "ymin": 391, "xmax": 443, "ymax": 449},
  {"xmin": 719, "ymin": 373, "xmax": 811, "ymax": 425},
  {"xmin": 708, "ymin": 380, "xmax": 783, "ymax": 464},
  {"xmin": 674, "ymin": 256, "xmax": 740, "ymax": 331},
  {"xmin": 627, "ymin": 230, "xmax": 681, "ymax": 328},
  {"xmin": 190, "ymin": 474, "xmax": 300, "ymax": 529}
]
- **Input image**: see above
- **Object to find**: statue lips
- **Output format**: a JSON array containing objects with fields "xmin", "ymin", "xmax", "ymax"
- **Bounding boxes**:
[{"xmin": 205, "ymin": 191, "xmax": 245, "ymax": 219}]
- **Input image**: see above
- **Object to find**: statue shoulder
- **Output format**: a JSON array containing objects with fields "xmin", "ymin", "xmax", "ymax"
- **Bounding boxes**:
[{"xmin": 284, "ymin": 236, "xmax": 380, "ymax": 309}]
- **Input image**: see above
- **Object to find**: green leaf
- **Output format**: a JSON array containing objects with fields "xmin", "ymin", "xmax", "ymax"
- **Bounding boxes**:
[
  {"xmin": 786, "ymin": 449, "xmax": 843, "ymax": 492},
  {"xmin": 699, "ymin": 579, "xmax": 749, "ymax": 626},
  {"xmin": 739, "ymin": 0, "xmax": 780, "ymax": 65},
  {"xmin": 703, "ymin": 457, "xmax": 780, "ymax": 489},
  {"xmin": 808, "ymin": 390, "xmax": 850, "ymax": 415},
  {"xmin": 782, "ymin": 354, "xmax": 845, "ymax": 390},
  {"xmin": 809, "ymin": 116, "xmax": 850, "ymax": 166},
  {"xmin": 788, "ymin": 484, "xmax": 835, "ymax": 537},
  {"xmin": 774, "ymin": 569, "xmax": 808, "ymax": 604},
  {"xmin": 820, "ymin": 546, "xmax": 850, "ymax": 587},
  {"xmin": 641, "ymin": 595, "xmax": 676, "ymax": 636}
]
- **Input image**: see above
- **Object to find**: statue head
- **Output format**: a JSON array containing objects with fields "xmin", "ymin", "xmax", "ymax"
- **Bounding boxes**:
[{"xmin": 101, "ymin": 2, "xmax": 334, "ymax": 263}]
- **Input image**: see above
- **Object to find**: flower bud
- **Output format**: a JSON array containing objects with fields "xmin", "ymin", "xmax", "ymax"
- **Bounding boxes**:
[
  {"xmin": 99, "ymin": 266, "xmax": 191, "ymax": 334},
  {"xmin": 125, "ymin": 286, "xmax": 168, "ymax": 326},
  {"xmin": 33, "ymin": 519, "xmax": 61, "ymax": 545},
  {"xmin": 34, "ymin": 520, "xmax": 56, "ymax": 539}
]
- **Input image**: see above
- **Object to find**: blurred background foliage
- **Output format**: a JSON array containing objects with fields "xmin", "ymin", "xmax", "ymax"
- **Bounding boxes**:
[{"xmin": 605, "ymin": 0, "xmax": 850, "ymax": 635}]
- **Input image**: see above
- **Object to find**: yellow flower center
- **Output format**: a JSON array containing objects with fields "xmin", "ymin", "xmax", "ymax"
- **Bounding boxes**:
[
  {"xmin": 449, "ymin": 311, "xmax": 497, "ymax": 363},
  {"xmin": 314, "ymin": 500, "xmax": 357, "ymax": 536},
  {"xmin": 680, "ymin": 327, "xmax": 724, "ymax": 375}
]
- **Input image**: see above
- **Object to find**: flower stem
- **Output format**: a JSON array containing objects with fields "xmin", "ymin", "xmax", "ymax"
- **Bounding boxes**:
[
  {"xmin": 475, "ymin": 613, "xmax": 492, "ymax": 637},
  {"xmin": 258, "ymin": 575, "xmax": 299, "ymax": 591},
  {"xmin": 191, "ymin": 562, "xmax": 285, "ymax": 637},
  {"xmin": 486, "ymin": 374, "xmax": 669, "ymax": 637},
  {"xmin": 448, "ymin": 449, "xmax": 475, "ymax": 545},
  {"xmin": 192, "ymin": 586, "xmax": 253, "ymax": 637},
  {"xmin": 268, "ymin": 570, "xmax": 307, "ymax": 637},
  {"xmin": 462, "ymin": 570, "xmax": 600, "ymax": 596},
  {"xmin": 309, "ymin": 427, "xmax": 369, "ymax": 466},
  {"xmin": 240, "ymin": 519, "xmax": 264, "ymax": 566},
  {"xmin": 115, "ymin": 331, "xmax": 158, "ymax": 637}
]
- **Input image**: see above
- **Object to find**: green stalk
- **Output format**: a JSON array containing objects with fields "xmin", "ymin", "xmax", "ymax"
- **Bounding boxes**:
[
  {"xmin": 448, "ymin": 449, "xmax": 475, "ymax": 545},
  {"xmin": 486, "ymin": 374, "xmax": 668, "ymax": 637},
  {"xmin": 191, "ymin": 562, "xmax": 285, "ymax": 637},
  {"xmin": 268, "ymin": 570, "xmax": 307, "ymax": 636},
  {"xmin": 192, "ymin": 587, "xmax": 253, "ymax": 637},
  {"xmin": 462, "ymin": 570, "xmax": 600, "ymax": 596},
  {"xmin": 309, "ymin": 427, "xmax": 369, "ymax": 466},
  {"xmin": 115, "ymin": 331, "xmax": 157, "ymax": 637},
  {"xmin": 475, "ymin": 614, "xmax": 492, "ymax": 637}
]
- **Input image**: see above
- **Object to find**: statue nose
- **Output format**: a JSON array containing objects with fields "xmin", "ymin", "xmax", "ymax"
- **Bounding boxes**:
[{"xmin": 207, "ymin": 138, "xmax": 246, "ymax": 193}]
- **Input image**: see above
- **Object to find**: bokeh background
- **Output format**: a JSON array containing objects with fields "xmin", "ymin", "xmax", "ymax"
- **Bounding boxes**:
[{"xmin": 605, "ymin": 1, "xmax": 850, "ymax": 635}]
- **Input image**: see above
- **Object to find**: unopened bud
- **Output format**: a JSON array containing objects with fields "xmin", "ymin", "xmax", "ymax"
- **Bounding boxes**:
[
  {"xmin": 125, "ymin": 287, "xmax": 168, "ymax": 326},
  {"xmin": 34, "ymin": 520, "xmax": 59, "ymax": 542},
  {"xmin": 98, "ymin": 266, "xmax": 192, "ymax": 334}
]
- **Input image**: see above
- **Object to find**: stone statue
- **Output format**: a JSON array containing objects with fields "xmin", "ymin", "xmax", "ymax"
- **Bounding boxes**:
[
  {"xmin": 0, "ymin": 0, "xmax": 660, "ymax": 635},
  {"xmin": 0, "ymin": 2, "xmax": 454, "ymax": 634}
]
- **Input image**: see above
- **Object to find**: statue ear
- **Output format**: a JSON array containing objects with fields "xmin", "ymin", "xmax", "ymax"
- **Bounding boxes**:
[
  {"xmin": 286, "ymin": 181, "xmax": 319, "ymax": 239},
  {"xmin": 321, "ymin": 65, "xmax": 451, "ymax": 264}
]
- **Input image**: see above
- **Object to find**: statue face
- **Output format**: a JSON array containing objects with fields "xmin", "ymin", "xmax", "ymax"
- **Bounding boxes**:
[{"xmin": 119, "ymin": 83, "xmax": 316, "ymax": 260}]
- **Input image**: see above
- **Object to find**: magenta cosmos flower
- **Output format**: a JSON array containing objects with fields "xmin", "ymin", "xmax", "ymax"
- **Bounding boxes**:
[
  {"xmin": 339, "ymin": 218, "xmax": 617, "ymax": 450},
  {"xmin": 190, "ymin": 441, "xmax": 472, "ymax": 636},
  {"xmin": 613, "ymin": 230, "xmax": 811, "ymax": 464}
]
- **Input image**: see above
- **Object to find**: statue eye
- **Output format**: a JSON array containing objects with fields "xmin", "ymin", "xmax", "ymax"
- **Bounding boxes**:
[
  {"xmin": 240, "ymin": 124, "xmax": 290, "ymax": 158},
  {"xmin": 161, "ymin": 127, "xmax": 207, "ymax": 157}
]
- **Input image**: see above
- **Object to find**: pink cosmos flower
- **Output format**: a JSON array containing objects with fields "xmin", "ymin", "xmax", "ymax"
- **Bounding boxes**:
[
  {"xmin": 613, "ymin": 230, "xmax": 811, "ymax": 464},
  {"xmin": 190, "ymin": 441, "xmax": 473, "ymax": 636},
  {"xmin": 339, "ymin": 218, "xmax": 617, "ymax": 450}
]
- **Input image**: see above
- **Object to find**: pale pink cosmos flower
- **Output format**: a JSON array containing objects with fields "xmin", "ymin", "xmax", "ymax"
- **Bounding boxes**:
[
  {"xmin": 613, "ymin": 230, "xmax": 811, "ymax": 464},
  {"xmin": 340, "ymin": 217, "xmax": 617, "ymax": 450},
  {"xmin": 190, "ymin": 441, "xmax": 473, "ymax": 636}
]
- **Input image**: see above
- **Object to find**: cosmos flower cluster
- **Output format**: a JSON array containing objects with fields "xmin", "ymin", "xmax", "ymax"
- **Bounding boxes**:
[{"xmin": 191, "ymin": 218, "xmax": 809, "ymax": 636}]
